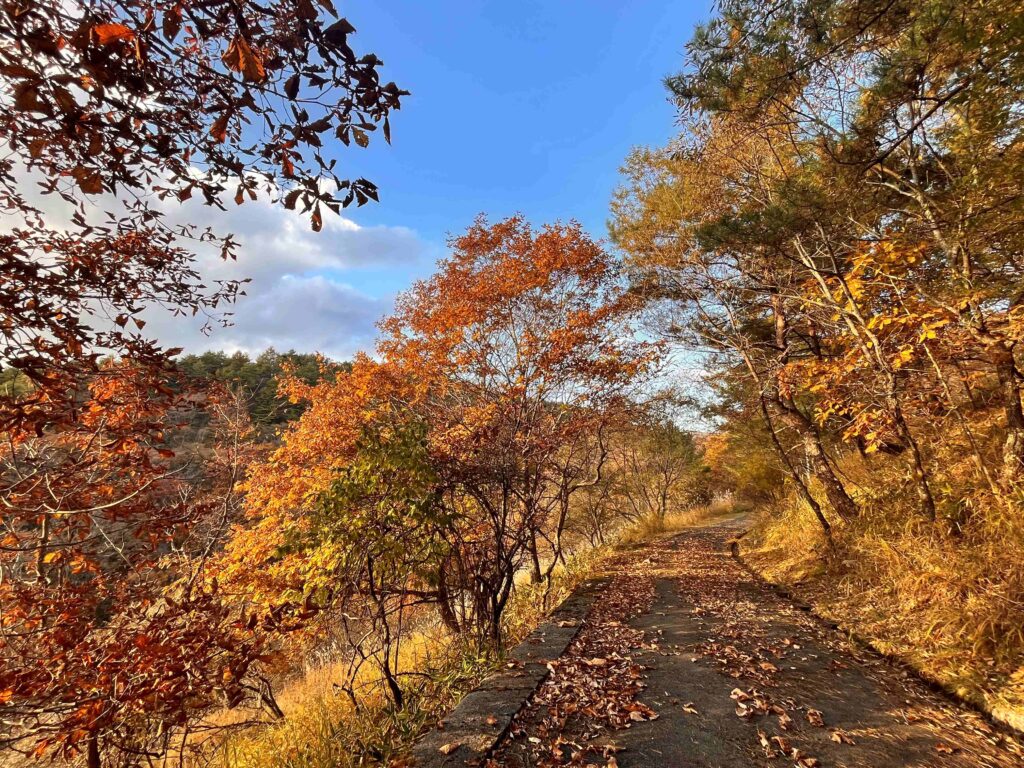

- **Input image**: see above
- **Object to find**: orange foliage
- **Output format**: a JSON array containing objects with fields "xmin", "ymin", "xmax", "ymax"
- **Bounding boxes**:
[
  {"xmin": 0, "ymin": 364, "xmax": 268, "ymax": 761},
  {"xmin": 224, "ymin": 217, "xmax": 660, "ymax": 643}
]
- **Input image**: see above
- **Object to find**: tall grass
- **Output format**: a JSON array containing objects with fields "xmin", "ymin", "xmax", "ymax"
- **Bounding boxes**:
[
  {"xmin": 216, "ymin": 630, "xmax": 495, "ymax": 768},
  {"xmin": 209, "ymin": 545, "xmax": 613, "ymax": 768},
  {"xmin": 616, "ymin": 497, "xmax": 740, "ymax": 546},
  {"xmin": 741, "ymin": 455, "xmax": 1024, "ymax": 731}
]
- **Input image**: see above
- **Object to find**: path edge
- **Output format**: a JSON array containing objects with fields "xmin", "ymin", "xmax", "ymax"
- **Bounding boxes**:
[
  {"xmin": 728, "ymin": 531, "xmax": 1024, "ymax": 739},
  {"xmin": 409, "ymin": 577, "xmax": 606, "ymax": 767}
]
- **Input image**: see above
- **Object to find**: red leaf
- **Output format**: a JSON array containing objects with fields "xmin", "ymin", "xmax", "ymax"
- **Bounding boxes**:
[
  {"xmin": 211, "ymin": 112, "xmax": 230, "ymax": 143},
  {"xmin": 94, "ymin": 23, "xmax": 135, "ymax": 46}
]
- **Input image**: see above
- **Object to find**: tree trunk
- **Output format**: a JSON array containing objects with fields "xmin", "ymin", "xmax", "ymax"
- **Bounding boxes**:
[
  {"xmin": 436, "ymin": 587, "xmax": 462, "ymax": 635},
  {"xmin": 774, "ymin": 399, "xmax": 858, "ymax": 521},
  {"xmin": 995, "ymin": 344, "xmax": 1024, "ymax": 487},
  {"xmin": 527, "ymin": 533, "xmax": 542, "ymax": 584},
  {"xmin": 885, "ymin": 393, "xmax": 937, "ymax": 519},
  {"xmin": 382, "ymin": 656, "xmax": 404, "ymax": 709},
  {"xmin": 800, "ymin": 428, "xmax": 859, "ymax": 521},
  {"xmin": 769, "ymin": 289, "xmax": 857, "ymax": 521},
  {"xmin": 87, "ymin": 733, "xmax": 101, "ymax": 768},
  {"xmin": 758, "ymin": 395, "xmax": 832, "ymax": 540}
]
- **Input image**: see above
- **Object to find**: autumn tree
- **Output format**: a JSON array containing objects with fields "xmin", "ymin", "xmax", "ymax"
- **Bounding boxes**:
[
  {"xmin": 0, "ymin": 365, "xmax": 275, "ymax": 765},
  {"xmin": 612, "ymin": 122, "xmax": 858, "ymax": 535},
  {"xmin": 380, "ymin": 216, "xmax": 659, "ymax": 639},
  {"xmin": 213, "ymin": 356, "xmax": 460, "ymax": 709},
  {"xmin": 223, "ymin": 217, "xmax": 659, "ymax": 665},
  {"xmin": 0, "ymin": 0, "xmax": 404, "ymax": 761},
  {"xmin": 670, "ymin": 0, "xmax": 1024, "ymax": 492},
  {"xmin": 1, "ymin": 0, "xmax": 403, "ymax": 433},
  {"xmin": 612, "ymin": 0, "xmax": 1024, "ymax": 551},
  {"xmin": 610, "ymin": 419, "xmax": 703, "ymax": 523},
  {"xmin": 312, "ymin": 416, "xmax": 449, "ymax": 708}
]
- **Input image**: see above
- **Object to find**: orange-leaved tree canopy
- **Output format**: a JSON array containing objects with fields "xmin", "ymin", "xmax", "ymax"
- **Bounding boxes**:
[
  {"xmin": 0, "ymin": 363, "xmax": 270, "ymax": 764},
  {"xmin": 0, "ymin": 1, "xmax": 404, "ymax": 763},
  {"xmin": 380, "ymin": 215, "xmax": 661, "ymax": 638},
  {"xmin": 225, "ymin": 217, "xmax": 661, "ymax": 662}
]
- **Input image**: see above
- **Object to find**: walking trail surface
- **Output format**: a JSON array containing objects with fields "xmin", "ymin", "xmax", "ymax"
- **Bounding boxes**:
[{"xmin": 435, "ymin": 515, "xmax": 1024, "ymax": 768}]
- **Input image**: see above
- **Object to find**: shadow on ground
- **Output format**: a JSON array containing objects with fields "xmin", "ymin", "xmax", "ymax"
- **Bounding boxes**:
[{"xmin": 486, "ymin": 517, "xmax": 1023, "ymax": 768}]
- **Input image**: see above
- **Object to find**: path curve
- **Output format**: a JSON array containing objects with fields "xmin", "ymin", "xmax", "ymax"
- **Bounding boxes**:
[{"xmin": 488, "ymin": 516, "xmax": 1023, "ymax": 767}]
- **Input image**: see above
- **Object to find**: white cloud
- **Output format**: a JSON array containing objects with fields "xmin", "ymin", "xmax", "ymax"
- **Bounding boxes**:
[
  {"xmin": 145, "ymin": 274, "xmax": 388, "ymax": 361},
  {"xmin": 139, "ymin": 193, "xmax": 428, "ymax": 360},
  {"xmin": 11, "ymin": 167, "xmax": 429, "ymax": 361}
]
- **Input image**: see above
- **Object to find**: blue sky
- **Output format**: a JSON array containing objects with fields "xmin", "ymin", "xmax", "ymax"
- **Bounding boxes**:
[
  {"xmin": 340, "ymin": 1, "xmax": 711, "ymax": 239},
  {"xmin": 148, "ymin": 1, "xmax": 713, "ymax": 358}
]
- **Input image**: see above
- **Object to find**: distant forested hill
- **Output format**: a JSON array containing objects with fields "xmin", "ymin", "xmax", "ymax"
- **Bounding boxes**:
[{"xmin": 177, "ymin": 349, "xmax": 349, "ymax": 434}]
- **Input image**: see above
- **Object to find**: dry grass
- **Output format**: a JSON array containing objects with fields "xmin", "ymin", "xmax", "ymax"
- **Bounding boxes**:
[
  {"xmin": 217, "ymin": 630, "xmax": 493, "ymax": 768},
  {"xmin": 616, "ymin": 497, "xmax": 740, "ymax": 546},
  {"xmin": 741, "ymin": 455, "xmax": 1024, "ymax": 733},
  {"xmin": 209, "ymin": 546, "xmax": 612, "ymax": 768}
]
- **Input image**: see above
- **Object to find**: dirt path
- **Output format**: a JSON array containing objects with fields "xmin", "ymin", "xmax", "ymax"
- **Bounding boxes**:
[{"xmin": 489, "ymin": 517, "xmax": 1023, "ymax": 767}]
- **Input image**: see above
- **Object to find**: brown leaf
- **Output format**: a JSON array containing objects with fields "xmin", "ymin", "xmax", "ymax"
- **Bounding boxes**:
[
  {"xmin": 221, "ymin": 35, "xmax": 267, "ymax": 83},
  {"xmin": 806, "ymin": 708, "xmax": 824, "ymax": 727},
  {"xmin": 323, "ymin": 17, "xmax": 356, "ymax": 47},
  {"xmin": 13, "ymin": 83, "xmax": 44, "ymax": 113},
  {"xmin": 0, "ymin": 63, "xmax": 37, "ymax": 79},
  {"xmin": 162, "ymin": 8, "xmax": 182, "ymax": 40},
  {"xmin": 74, "ymin": 168, "xmax": 103, "ymax": 194},
  {"xmin": 438, "ymin": 742, "xmax": 460, "ymax": 755},
  {"xmin": 211, "ymin": 113, "xmax": 230, "ymax": 143}
]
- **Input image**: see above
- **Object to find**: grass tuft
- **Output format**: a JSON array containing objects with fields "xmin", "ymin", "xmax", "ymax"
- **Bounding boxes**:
[{"xmin": 741, "ymin": 456, "xmax": 1024, "ymax": 733}]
